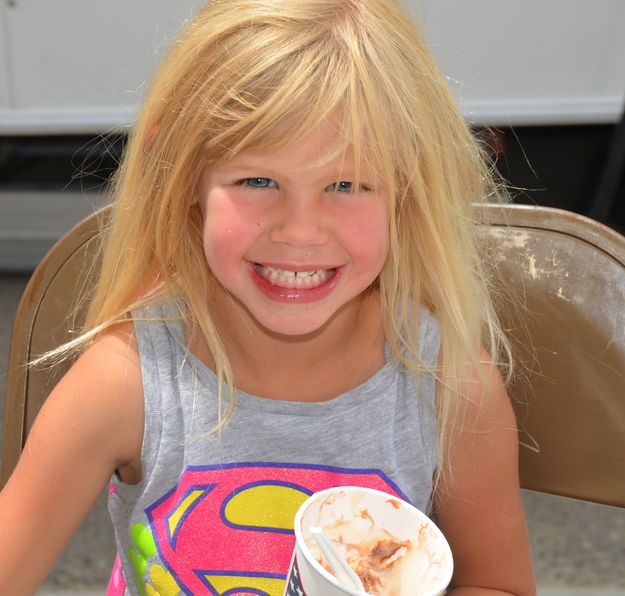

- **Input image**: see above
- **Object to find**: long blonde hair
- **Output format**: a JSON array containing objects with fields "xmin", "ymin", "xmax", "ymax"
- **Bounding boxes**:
[{"xmin": 81, "ymin": 0, "xmax": 510, "ymax": 483}]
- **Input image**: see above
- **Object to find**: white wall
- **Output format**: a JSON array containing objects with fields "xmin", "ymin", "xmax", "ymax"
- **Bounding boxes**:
[
  {"xmin": 416, "ymin": 0, "xmax": 625, "ymax": 125},
  {"xmin": 0, "ymin": 0, "xmax": 624, "ymax": 133},
  {"xmin": 0, "ymin": 0, "xmax": 202, "ymax": 134}
]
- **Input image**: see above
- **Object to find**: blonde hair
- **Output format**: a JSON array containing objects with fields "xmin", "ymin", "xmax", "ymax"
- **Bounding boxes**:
[{"xmin": 81, "ymin": 0, "xmax": 510, "ymax": 483}]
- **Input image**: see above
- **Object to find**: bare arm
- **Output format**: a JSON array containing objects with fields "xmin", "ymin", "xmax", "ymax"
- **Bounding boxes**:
[
  {"xmin": 0, "ymin": 323, "xmax": 144, "ymax": 594},
  {"xmin": 435, "ymin": 351, "xmax": 536, "ymax": 596}
]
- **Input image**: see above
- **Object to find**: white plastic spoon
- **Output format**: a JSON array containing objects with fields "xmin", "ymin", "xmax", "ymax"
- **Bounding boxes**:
[{"xmin": 309, "ymin": 526, "xmax": 367, "ymax": 594}]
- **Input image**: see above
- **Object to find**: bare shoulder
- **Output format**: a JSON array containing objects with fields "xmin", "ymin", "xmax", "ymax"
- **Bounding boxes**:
[
  {"xmin": 433, "ymin": 348, "xmax": 536, "ymax": 594},
  {"xmin": 48, "ymin": 320, "xmax": 144, "ymax": 472},
  {"xmin": 66, "ymin": 319, "xmax": 140, "ymax": 388},
  {"xmin": 457, "ymin": 347, "xmax": 515, "ymax": 430}
]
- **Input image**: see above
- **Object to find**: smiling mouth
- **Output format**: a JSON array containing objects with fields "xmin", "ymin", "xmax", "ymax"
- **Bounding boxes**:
[{"xmin": 253, "ymin": 264, "xmax": 337, "ymax": 289}]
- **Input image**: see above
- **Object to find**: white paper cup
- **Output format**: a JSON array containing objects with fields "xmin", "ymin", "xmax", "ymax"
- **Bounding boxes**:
[{"xmin": 282, "ymin": 486, "xmax": 453, "ymax": 596}]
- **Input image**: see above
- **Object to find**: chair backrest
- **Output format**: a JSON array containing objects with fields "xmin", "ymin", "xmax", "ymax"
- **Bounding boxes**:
[
  {"xmin": 478, "ymin": 203, "xmax": 625, "ymax": 508},
  {"xmin": 2, "ymin": 203, "xmax": 625, "ymax": 507},
  {"xmin": 1, "ymin": 206, "xmax": 108, "ymax": 487}
]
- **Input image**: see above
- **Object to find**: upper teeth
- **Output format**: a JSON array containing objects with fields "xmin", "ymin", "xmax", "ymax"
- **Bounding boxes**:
[
  {"xmin": 259, "ymin": 265, "xmax": 332, "ymax": 289},
  {"xmin": 266, "ymin": 266, "xmax": 317, "ymax": 278}
]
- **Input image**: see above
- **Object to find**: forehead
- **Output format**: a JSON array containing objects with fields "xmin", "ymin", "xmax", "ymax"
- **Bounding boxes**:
[
  {"xmin": 220, "ymin": 117, "xmax": 380, "ymax": 179},
  {"xmin": 239, "ymin": 128, "xmax": 348, "ymax": 170}
]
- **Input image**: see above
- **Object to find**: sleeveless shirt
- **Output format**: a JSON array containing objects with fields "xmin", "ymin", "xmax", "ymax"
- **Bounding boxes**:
[{"xmin": 107, "ymin": 300, "xmax": 440, "ymax": 595}]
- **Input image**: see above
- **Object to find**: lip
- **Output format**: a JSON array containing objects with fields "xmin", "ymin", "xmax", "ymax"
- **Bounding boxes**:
[{"xmin": 246, "ymin": 261, "xmax": 342, "ymax": 304}]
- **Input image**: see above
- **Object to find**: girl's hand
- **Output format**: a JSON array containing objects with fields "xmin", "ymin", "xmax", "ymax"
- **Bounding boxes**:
[
  {"xmin": 434, "ymin": 350, "xmax": 536, "ymax": 596},
  {"xmin": 0, "ymin": 323, "xmax": 144, "ymax": 594}
]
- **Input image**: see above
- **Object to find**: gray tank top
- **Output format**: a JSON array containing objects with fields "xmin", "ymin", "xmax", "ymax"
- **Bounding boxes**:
[{"xmin": 108, "ymin": 300, "xmax": 440, "ymax": 595}]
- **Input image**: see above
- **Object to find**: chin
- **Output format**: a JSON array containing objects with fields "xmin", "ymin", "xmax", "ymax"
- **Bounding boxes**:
[{"xmin": 256, "ymin": 315, "xmax": 331, "ymax": 339}]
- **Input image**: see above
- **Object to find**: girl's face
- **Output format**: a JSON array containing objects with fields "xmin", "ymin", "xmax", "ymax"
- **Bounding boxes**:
[{"xmin": 196, "ymin": 122, "xmax": 389, "ymax": 339}]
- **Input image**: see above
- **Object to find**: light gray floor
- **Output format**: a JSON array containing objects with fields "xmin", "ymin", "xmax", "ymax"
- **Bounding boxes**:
[{"xmin": 1, "ymin": 273, "xmax": 624, "ymax": 594}]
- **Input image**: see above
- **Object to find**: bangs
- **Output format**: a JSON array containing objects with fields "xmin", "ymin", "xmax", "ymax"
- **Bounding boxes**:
[
  {"xmin": 141, "ymin": 0, "xmax": 433, "ymax": 207},
  {"xmin": 182, "ymin": 6, "xmax": 395, "ymax": 190}
]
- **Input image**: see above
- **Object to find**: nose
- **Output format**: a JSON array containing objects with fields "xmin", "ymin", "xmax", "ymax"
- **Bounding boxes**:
[{"xmin": 268, "ymin": 198, "xmax": 329, "ymax": 248}]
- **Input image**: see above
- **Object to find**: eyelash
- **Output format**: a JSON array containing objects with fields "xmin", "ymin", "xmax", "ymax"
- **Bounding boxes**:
[
  {"xmin": 237, "ymin": 178, "xmax": 277, "ymax": 189},
  {"xmin": 236, "ymin": 178, "xmax": 369, "ymax": 193}
]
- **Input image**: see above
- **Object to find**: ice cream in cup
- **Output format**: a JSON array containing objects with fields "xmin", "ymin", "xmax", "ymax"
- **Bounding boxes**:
[{"xmin": 283, "ymin": 486, "xmax": 453, "ymax": 596}]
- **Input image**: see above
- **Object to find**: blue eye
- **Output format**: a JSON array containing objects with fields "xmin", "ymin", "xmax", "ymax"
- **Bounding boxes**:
[
  {"xmin": 240, "ymin": 178, "xmax": 277, "ymax": 188},
  {"xmin": 326, "ymin": 181, "xmax": 353, "ymax": 193}
]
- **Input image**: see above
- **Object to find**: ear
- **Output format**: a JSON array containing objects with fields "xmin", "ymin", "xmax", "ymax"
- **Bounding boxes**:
[{"xmin": 143, "ymin": 124, "xmax": 159, "ymax": 151}]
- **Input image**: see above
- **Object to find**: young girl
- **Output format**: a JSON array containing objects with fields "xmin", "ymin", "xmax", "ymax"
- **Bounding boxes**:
[{"xmin": 0, "ymin": 0, "xmax": 535, "ymax": 594}]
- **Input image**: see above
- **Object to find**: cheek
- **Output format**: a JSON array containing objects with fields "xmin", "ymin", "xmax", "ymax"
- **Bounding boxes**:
[
  {"xmin": 202, "ymin": 224, "xmax": 251, "ymax": 284},
  {"xmin": 200, "ymin": 199, "xmax": 253, "ymax": 278},
  {"xmin": 201, "ymin": 192, "xmax": 253, "ymax": 250},
  {"xmin": 344, "ymin": 204, "xmax": 389, "ymax": 270}
]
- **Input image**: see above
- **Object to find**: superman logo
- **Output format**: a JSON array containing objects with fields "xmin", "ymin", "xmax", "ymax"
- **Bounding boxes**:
[{"xmin": 145, "ymin": 462, "xmax": 407, "ymax": 595}]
